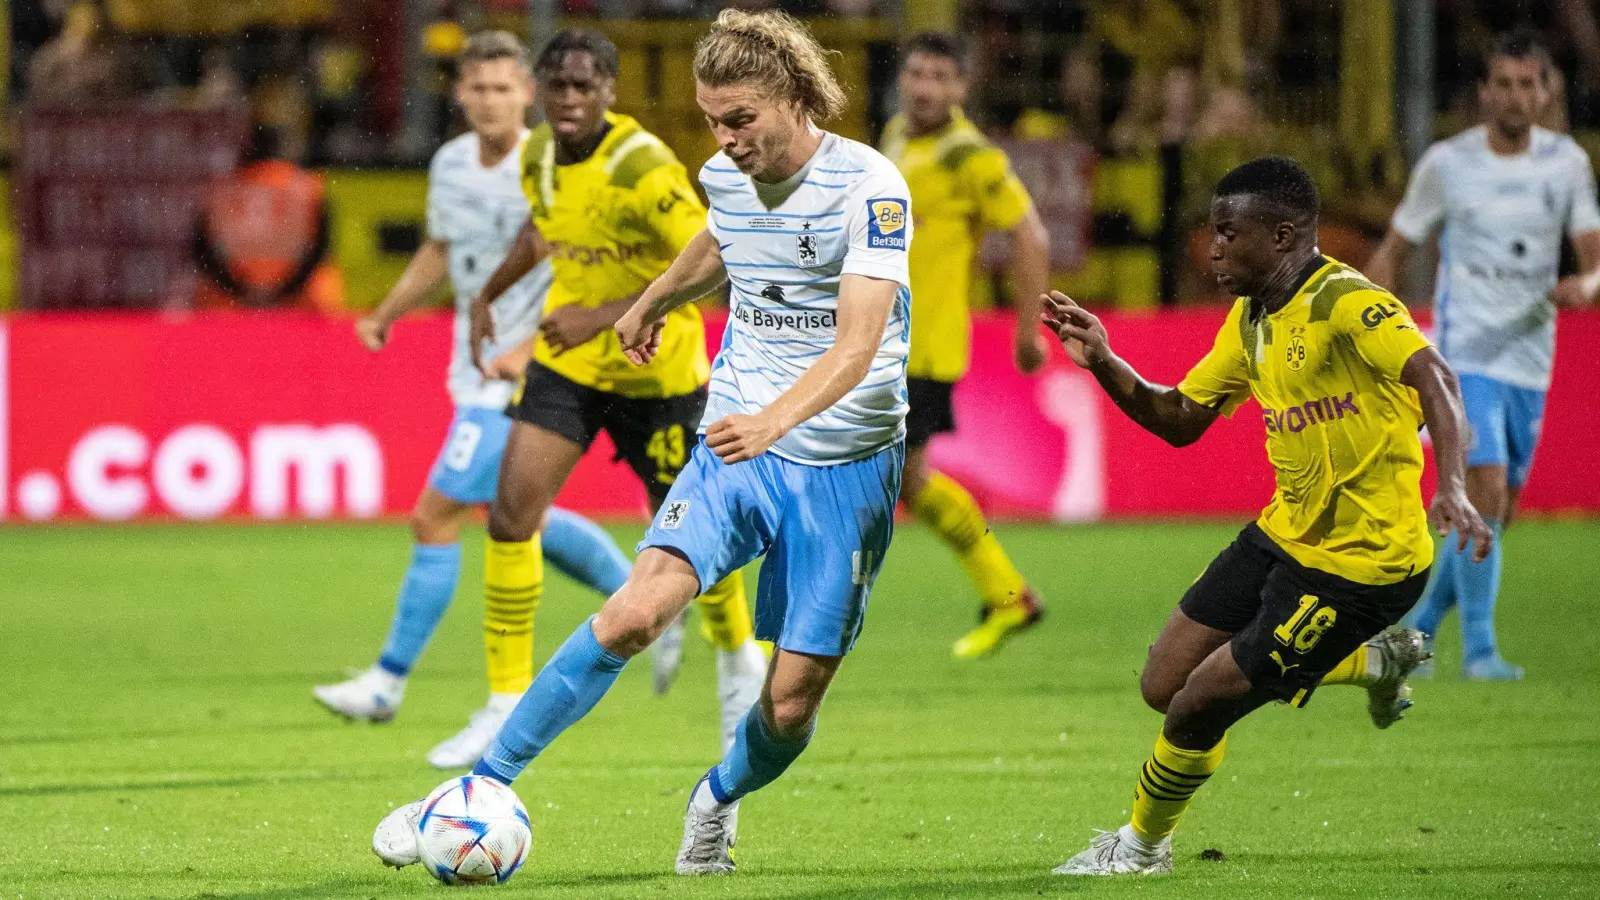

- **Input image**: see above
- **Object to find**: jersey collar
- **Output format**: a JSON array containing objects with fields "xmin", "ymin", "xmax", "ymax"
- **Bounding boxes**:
[{"xmin": 1250, "ymin": 254, "xmax": 1333, "ymax": 320}]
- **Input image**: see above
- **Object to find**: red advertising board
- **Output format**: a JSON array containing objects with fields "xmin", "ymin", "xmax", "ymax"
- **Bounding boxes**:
[{"xmin": 2, "ymin": 308, "xmax": 1597, "ymax": 522}]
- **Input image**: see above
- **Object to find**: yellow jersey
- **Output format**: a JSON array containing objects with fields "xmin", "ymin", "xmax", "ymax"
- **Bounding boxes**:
[
  {"xmin": 1177, "ymin": 257, "xmax": 1436, "ymax": 586},
  {"xmin": 881, "ymin": 109, "xmax": 1034, "ymax": 382},
  {"xmin": 521, "ymin": 112, "xmax": 710, "ymax": 398}
]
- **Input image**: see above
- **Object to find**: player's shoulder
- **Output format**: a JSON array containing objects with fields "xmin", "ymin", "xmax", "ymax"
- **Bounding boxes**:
[
  {"xmin": 603, "ymin": 117, "xmax": 684, "ymax": 191},
  {"xmin": 1530, "ymin": 126, "xmax": 1593, "ymax": 168},
  {"xmin": 430, "ymin": 132, "xmax": 478, "ymax": 178},
  {"xmin": 1303, "ymin": 260, "xmax": 1397, "ymax": 324},
  {"xmin": 825, "ymin": 134, "xmax": 910, "ymax": 194}
]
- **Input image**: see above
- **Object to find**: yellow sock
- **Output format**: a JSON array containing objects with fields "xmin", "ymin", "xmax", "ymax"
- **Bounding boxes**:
[
  {"xmin": 1129, "ymin": 733, "xmax": 1227, "ymax": 843},
  {"xmin": 484, "ymin": 536, "xmax": 542, "ymax": 695},
  {"xmin": 697, "ymin": 573, "xmax": 754, "ymax": 651},
  {"xmin": 908, "ymin": 471, "xmax": 1025, "ymax": 608},
  {"xmin": 1319, "ymin": 645, "xmax": 1371, "ymax": 687}
]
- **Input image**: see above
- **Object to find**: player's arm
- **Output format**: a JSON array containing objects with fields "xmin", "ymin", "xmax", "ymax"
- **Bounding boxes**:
[
  {"xmin": 1368, "ymin": 146, "xmax": 1446, "ymax": 295},
  {"xmin": 469, "ymin": 220, "xmax": 547, "ymax": 371},
  {"xmin": 1401, "ymin": 347, "xmax": 1494, "ymax": 560},
  {"xmin": 703, "ymin": 273, "xmax": 897, "ymax": 464},
  {"xmin": 1554, "ymin": 230, "xmax": 1600, "ymax": 307},
  {"xmin": 1006, "ymin": 206, "xmax": 1052, "ymax": 373},
  {"xmin": 1042, "ymin": 291, "xmax": 1221, "ymax": 447},
  {"xmin": 617, "ymin": 228, "xmax": 727, "ymax": 365},
  {"xmin": 356, "ymin": 237, "xmax": 449, "ymax": 351},
  {"xmin": 1364, "ymin": 228, "xmax": 1418, "ymax": 294}
]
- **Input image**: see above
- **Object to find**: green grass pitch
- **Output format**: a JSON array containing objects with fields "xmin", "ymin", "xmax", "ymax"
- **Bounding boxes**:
[{"xmin": 2, "ymin": 520, "xmax": 1597, "ymax": 898}]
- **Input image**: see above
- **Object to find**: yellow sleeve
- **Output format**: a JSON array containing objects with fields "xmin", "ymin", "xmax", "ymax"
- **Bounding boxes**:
[
  {"xmin": 1336, "ymin": 290, "xmax": 1434, "ymax": 382},
  {"xmin": 634, "ymin": 164, "xmax": 707, "ymax": 257},
  {"xmin": 1177, "ymin": 303, "xmax": 1252, "ymax": 416},
  {"xmin": 963, "ymin": 147, "xmax": 1033, "ymax": 233}
]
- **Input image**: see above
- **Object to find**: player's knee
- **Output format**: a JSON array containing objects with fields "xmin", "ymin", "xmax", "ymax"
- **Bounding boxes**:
[
  {"xmin": 486, "ymin": 502, "xmax": 542, "ymax": 544},
  {"xmin": 765, "ymin": 695, "xmax": 818, "ymax": 742},
  {"xmin": 1139, "ymin": 670, "xmax": 1177, "ymax": 714},
  {"xmin": 592, "ymin": 598, "xmax": 659, "ymax": 658}
]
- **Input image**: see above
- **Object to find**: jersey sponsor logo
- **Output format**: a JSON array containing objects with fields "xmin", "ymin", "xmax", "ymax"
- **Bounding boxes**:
[
  {"xmin": 866, "ymin": 197, "xmax": 908, "ymax": 250},
  {"xmin": 1261, "ymin": 393, "xmax": 1360, "ymax": 434},
  {"xmin": 546, "ymin": 240, "xmax": 651, "ymax": 267},
  {"xmin": 796, "ymin": 231, "xmax": 821, "ymax": 267},
  {"xmin": 1359, "ymin": 301, "xmax": 1404, "ymax": 329},
  {"xmin": 733, "ymin": 303, "xmax": 837, "ymax": 332},
  {"xmin": 659, "ymin": 499, "xmax": 689, "ymax": 530},
  {"xmin": 760, "ymin": 284, "xmax": 786, "ymax": 303}
]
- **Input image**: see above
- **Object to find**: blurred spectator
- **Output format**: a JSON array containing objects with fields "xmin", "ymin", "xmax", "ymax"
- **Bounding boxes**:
[
  {"xmin": 191, "ymin": 125, "xmax": 343, "ymax": 313},
  {"xmin": 193, "ymin": 44, "xmax": 247, "ymax": 110},
  {"xmin": 25, "ymin": 2, "xmax": 143, "ymax": 108},
  {"xmin": 1013, "ymin": 45, "xmax": 1107, "ymax": 147}
]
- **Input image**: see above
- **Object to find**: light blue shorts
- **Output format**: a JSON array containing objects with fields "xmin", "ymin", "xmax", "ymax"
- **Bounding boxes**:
[
  {"xmin": 639, "ymin": 439, "xmax": 904, "ymax": 657},
  {"xmin": 1460, "ymin": 373, "xmax": 1547, "ymax": 488},
  {"xmin": 427, "ymin": 406, "xmax": 514, "ymax": 505}
]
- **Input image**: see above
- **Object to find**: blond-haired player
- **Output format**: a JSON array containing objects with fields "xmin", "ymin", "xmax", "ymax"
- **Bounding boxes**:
[{"xmin": 375, "ymin": 10, "xmax": 914, "ymax": 877}]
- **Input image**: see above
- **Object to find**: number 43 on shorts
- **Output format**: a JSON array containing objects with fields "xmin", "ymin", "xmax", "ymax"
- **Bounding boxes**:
[{"xmin": 1273, "ymin": 594, "xmax": 1337, "ymax": 653}]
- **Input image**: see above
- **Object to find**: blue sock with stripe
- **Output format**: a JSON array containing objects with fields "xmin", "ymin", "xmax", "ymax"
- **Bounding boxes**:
[
  {"xmin": 1457, "ymin": 519, "xmax": 1505, "ymax": 664},
  {"xmin": 707, "ymin": 704, "xmax": 813, "ymax": 803},
  {"xmin": 1406, "ymin": 535, "xmax": 1459, "ymax": 637},
  {"xmin": 473, "ymin": 617, "xmax": 627, "ymax": 783},
  {"xmin": 541, "ymin": 508, "xmax": 631, "ymax": 597},
  {"xmin": 376, "ymin": 543, "xmax": 461, "ymax": 676}
]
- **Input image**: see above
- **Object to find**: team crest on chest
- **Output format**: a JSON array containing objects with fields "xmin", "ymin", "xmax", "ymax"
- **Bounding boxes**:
[
  {"xmin": 796, "ymin": 231, "xmax": 821, "ymax": 267},
  {"xmin": 1285, "ymin": 330, "xmax": 1309, "ymax": 371}
]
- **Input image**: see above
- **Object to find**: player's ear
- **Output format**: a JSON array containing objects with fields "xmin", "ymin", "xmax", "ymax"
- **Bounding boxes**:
[{"xmin": 1275, "ymin": 221, "xmax": 1296, "ymax": 252}]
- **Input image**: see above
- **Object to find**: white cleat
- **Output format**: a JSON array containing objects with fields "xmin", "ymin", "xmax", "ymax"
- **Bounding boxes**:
[
  {"xmin": 716, "ymin": 640, "xmax": 767, "ymax": 754},
  {"xmin": 372, "ymin": 799, "xmax": 425, "ymax": 868},
  {"xmin": 1053, "ymin": 826, "xmax": 1173, "ymax": 876},
  {"xmin": 676, "ymin": 774, "xmax": 738, "ymax": 875},
  {"xmin": 1365, "ymin": 626, "xmax": 1431, "ymax": 729},
  {"xmin": 653, "ymin": 610, "xmax": 689, "ymax": 696},
  {"xmin": 426, "ymin": 696, "xmax": 517, "ymax": 769},
  {"xmin": 313, "ymin": 666, "xmax": 405, "ymax": 723}
]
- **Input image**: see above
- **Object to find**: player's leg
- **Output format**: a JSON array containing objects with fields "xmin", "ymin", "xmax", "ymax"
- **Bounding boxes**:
[
  {"xmin": 1449, "ymin": 375, "xmax": 1524, "ymax": 680},
  {"xmin": 677, "ymin": 443, "xmax": 900, "ymax": 875},
  {"xmin": 313, "ymin": 408, "xmax": 488, "ymax": 721},
  {"xmin": 899, "ymin": 378, "xmax": 1041, "ymax": 659},
  {"xmin": 541, "ymin": 507, "xmax": 631, "ymax": 598}
]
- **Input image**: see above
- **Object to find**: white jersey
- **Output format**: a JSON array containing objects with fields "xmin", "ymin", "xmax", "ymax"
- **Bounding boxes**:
[
  {"xmin": 700, "ymin": 133, "xmax": 913, "ymax": 464},
  {"xmin": 426, "ymin": 130, "xmax": 551, "ymax": 408},
  {"xmin": 1392, "ymin": 125, "xmax": 1600, "ymax": 390}
]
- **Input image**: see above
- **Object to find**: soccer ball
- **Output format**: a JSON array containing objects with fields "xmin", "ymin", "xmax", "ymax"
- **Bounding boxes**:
[{"xmin": 416, "ymin": 775, "xmax": 532, "ymax": 885}]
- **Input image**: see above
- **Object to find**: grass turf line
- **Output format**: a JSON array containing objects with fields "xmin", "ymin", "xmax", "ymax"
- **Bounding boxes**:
[{"xmin": 1, "ymin": 521, "xmax": 1596, "ymax": 898}]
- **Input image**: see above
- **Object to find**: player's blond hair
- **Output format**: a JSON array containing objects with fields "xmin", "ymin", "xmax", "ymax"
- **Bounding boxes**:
[
  {"xmin": 693, "ymin": 10, "xmax": 848, "ymax": 123},
  {"xmin": 459, "ymin": 29, "xmax": 531, "ymax": 72}
]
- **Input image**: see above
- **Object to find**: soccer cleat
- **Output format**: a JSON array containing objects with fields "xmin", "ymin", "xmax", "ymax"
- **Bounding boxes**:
[
  {"xmin": 372, "ymin": 799, "xmax": 425, "ymax": 868},
  {"xmin": 1463, "ymin": 654, "xmax": 1524, "ymax": 681},
  {"xmin": 313, "ymin": 666, "xmax": 405, "ymax": 723},
  {"xmin": 653, "ymin": 610, "xmax": 689, "ymax": 696},
  {"xmin": 716, "ymin": 640, "xmax": 767, "ymax": 754},
  {"xmin": 1053, "ymin": 825, "xmax": 1173, "ymax": 876},
  {"xmin": 427, "ymin": 697, "xmax": 517, "ymax": 769},
  {"xmin": 1412, "ymin": 633, "xmax": 1435, "ymax": 679},
  {"xmin": 1364, "ymin": 626, "xmax": 1430, "ymax": 729},
  {"xmin": 677, "ymin": 774, "xmax": 739, "ymax": 875},
  {"xmin": 953, "ymin": 589, "xmax": 1044, "ymax": 660}
]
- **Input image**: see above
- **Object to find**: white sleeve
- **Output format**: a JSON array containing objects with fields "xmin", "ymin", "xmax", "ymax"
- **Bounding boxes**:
[
  {"xmin": 1566, "ymin": 147, "xmax": 1600, "ymax": 238},
  {"xmin": 1391, "ymin": 145, "xmax": 1448, "ymax": 244},
  {"xmin": 840, "ymin": 163, "xmax": 912, "ymax": 286},
  {"xmin": 425, "ymin": 158, "xmax": 447, "ymax": 242}
]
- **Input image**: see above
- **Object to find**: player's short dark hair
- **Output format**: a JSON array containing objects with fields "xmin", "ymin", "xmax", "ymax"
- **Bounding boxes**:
[
  {"xmin": 1214, "ymin": 156, "xmax": 1319, "ymax": 226},
  {"xmin": 536, "ymin": 28, "xmax": 619, "ymax": 80},
  {"xmin": 903, "ymin": 32, "xmax": 969, "ymax": 75},
  {"xmin": 1484, "ymin": 28, "xmax": 1553, "ymax": 80}
]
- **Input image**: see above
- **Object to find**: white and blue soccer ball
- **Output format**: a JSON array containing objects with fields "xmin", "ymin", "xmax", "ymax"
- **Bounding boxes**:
[{"xmin": 416, "ymin": 775, "xmax": 532, "ymax": 885}]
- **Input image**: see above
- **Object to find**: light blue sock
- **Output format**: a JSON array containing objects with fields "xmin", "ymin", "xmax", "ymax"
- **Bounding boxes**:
[
  {"xmin": 1457, "ymin": 519, "xmax": 1505, "ymax": 664},
  {"xmin": 473, "ymin": 617, "xmax": 627, "ymax": 783},
  {"xmin": 707, "ymin": 704, "xmax": 813, "ymax": 803},
  {"xmin": 542, "ymin": 508, "xmax": 631, "ymax": 597},
  {"xmin": 1406, "ymin": 535, "xmax": 1459, "ymax": 637},
  {"xmin": 376, "ymin": 543, "xmax": 461, "ymax": 676}
]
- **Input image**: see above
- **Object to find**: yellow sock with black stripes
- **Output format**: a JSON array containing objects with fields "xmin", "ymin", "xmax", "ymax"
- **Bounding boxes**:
[
  {"xmin": 1129, "ymin": 733, "xmax": 1227, "ymax": 844},
  {"xmin": 1319, "ymin": 645, "xmax": 1379, "ymax": 687},
  {"xmin": 696, "ymin": 573, "xmax": 754, "ymax": 651},
  {"xmin": 908, "ymin": 471, "xmax": 1026, "ymax": 608},
  {"xmin": 484, "ymin": 536, "xmax": 543, "ymax": 696}
]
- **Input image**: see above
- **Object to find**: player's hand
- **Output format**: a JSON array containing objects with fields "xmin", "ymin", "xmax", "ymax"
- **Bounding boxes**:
[
  {"xmin": 1013, "ymin": 330, "xmax": 1048, "ymax": 374},
  {"xmin": 1552, "ymin": 274, "xmax": 1596, "ymax": 308},
  {"xmin": 705, "ymin": 413, "xmax": 782, "ymax": 464},
  {"xmin": 1040, "ymin": 291, "xmax": 1110, "ymax": 368},
  {"xmin": 469, "ymin": 297, "xmax": 496, "ymax": 375},
  {"xmin": 540, "ymin": 306, "xmax": 610, "ymax": 356},
  {"xmin": 355, "ymin": 315, "xmax": 390, "ymax": 352},
  {"xmin": 1429, "ymin": 488, "xmax": 1495, "ymax": 563},
  {"xmin": 616, "ymin": 309, "xmax": 663, "ymax": 366},
  {"xmin": 484, "ymin": 341, "xmax": 532, "ymax": 381}
]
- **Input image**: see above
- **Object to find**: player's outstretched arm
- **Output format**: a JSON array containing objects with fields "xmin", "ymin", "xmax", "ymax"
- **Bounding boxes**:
[
  {"xmin": 1401, "ymin": 347, "xmax": 1495, "ymax": 561},
  {"xmin": 1041, "ymin": 291, "xmax": 1219, "ymax": 447},
  {"xmin": 616, "ymin": 229, "xmax": 727, "ymax": 366},
  {"xmin": 1007, "ymin": 208, "xmax": 1052, "ymax": 374},
  {"xmin": 470, "ymin": 221, "xmax": 547, "ymax": 372},
  {"xmin": 704, "ymin": 274, "xmax": 897, "ymax": 464},
  {"xmin": 357, "ymin": 238, "xmax": 449, "ymax": 351}
]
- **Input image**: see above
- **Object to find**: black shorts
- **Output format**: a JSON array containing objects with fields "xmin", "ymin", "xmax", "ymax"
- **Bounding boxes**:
[
  {"xmin": 506, "ymin": 362, "xmax": 706, "ymax": 504},
  {"xmin": 1179, "ymin": 523, "xmax": 1429, "ymax": 707},
  {"xmin": 906, "ymin": 377, "xmax": 956, "ymax": 448}
]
